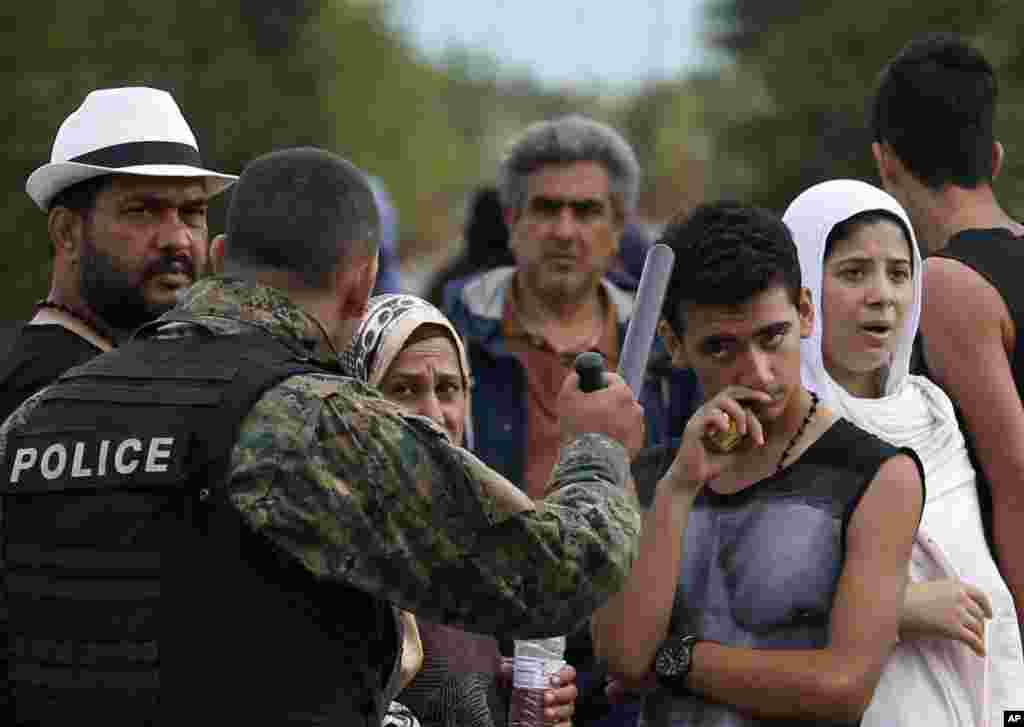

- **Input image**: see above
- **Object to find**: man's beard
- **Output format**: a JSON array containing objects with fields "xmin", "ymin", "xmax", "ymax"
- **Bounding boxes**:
[{"xmin": 79, "ymin": 238, "xmax": 195, "ymax": 333}]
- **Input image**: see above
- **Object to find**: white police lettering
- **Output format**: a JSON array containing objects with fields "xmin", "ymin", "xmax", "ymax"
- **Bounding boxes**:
[
  {"xmin": 145, "ymin": 437, "xmax": 175, "ymax": 473},
  {"xmin": 7, "ymin": 436, "xmax": 177, "ymax": 484},
  {"xmin": 10, "ymin": 448, "xmax": 38, "ymax": 482},
  {"xmin": 115, "ymin": 439, "xmax": 142, "ymax": 474},
  {"xmin": 71, "ymin": 442, "xmax": 93, "ymax": 477},
  {"xmin": 97, "ymin": 440, "xmax": 109, "ymax": 477},
  {"xmin": 41, "ymin": 444, "xmax": 67, "ymax": 480}
]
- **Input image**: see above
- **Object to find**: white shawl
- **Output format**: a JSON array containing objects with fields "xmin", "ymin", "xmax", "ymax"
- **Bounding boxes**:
[{"xmin": 783, "ymin": 179, "xmax": 1024, "ymax": 726}]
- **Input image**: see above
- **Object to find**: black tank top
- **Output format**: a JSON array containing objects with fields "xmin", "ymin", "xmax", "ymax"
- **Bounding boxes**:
[
  {"xmin": 916, "ymin": 227, "xmax": 1024, "ymax": 558},
  {"xmin": 631, "ymin": 419, "xmax": 924, "ymax": 727}
]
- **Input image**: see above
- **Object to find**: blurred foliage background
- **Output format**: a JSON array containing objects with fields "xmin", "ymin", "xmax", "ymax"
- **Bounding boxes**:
[{"xmin": 4, "ymin": 0, "xmax": 1024, "ymax": 325}]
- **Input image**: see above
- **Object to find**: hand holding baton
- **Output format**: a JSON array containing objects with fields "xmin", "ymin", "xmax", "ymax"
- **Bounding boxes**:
[{"xmin": 573, "ymin": 243, "xmax": 676, "ymax": 394}]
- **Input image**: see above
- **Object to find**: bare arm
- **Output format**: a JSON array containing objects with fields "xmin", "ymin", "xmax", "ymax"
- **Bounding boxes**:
[
  {"xmin": 592, "ymin": 386, "xmax": 770, "ymax": 681},
  {"xmin": 590, "ymin": 474, "xmax": 700, "ymax": 680},
  {"xmin": 920, "ymin": 257, "xmax": 1024, "ymax": 628},
  {"xmin": 684, "ymin": 454, "xmax": 922, "ymax": 722}
]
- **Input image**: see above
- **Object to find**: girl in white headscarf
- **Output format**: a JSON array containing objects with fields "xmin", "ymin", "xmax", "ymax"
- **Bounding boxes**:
[{"xmin": 784, "ymin": 179, "xmax": 1023, "ymax": 726}]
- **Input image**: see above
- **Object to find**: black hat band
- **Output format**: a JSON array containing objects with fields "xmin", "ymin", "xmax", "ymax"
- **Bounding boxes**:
[{"xmin": 70, "ymin": 141, "xmax": 203, "ymax": 169}]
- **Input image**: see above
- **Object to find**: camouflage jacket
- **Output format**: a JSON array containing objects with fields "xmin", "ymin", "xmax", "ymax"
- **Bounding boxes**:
[{"xmin": 1, "ymin": 276, "xmax": 642, "ymax": 711}]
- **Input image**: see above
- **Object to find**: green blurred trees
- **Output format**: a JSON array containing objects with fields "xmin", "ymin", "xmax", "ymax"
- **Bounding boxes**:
[
  {"xmin": 14, "ymin": 0, "xmax": 1024, "ymax": 326},
  {"xmin": 4, "ymin": 0, "xmax": 338, "ymax": 320},
  {"xmin": 617, "ymin": 79, "xmax": 707, "ymax": 221},
  {"xmin": 694, "ymin": 0, "xmax": 1024, "ymax": 215},
  {"xmin": 0, "ymin": 0, "xmax": 597, "ymax": 321}
]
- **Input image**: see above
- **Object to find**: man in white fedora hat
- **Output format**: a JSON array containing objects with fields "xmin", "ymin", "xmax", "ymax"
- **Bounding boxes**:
[{"xmin": 0, "ymin": 86, "xmax": 236, "ymax": 423}]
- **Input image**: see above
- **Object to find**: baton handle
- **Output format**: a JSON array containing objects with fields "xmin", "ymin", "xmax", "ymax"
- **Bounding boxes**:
[{"xmin": 575, "ymin": 351, "xmax": 608, "ymax": 392}]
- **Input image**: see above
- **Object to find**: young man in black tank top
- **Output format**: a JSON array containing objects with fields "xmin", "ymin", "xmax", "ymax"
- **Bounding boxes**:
[
  {"xmin": 591, "ymin": 202, "xmax": 924, "ymax": 725},
  {"xmin": 872, "ymin": 34, "xmax": 1024, "ymax": 638}
]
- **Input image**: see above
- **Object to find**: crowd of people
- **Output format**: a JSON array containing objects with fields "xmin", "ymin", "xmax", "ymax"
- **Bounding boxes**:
[{"xmin": 1, "ymin": 30, "xmax": 1023, "ymax": 727}]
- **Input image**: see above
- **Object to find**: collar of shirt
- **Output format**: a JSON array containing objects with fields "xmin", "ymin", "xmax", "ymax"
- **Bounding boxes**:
[
  {"xmin": 502, "ymin": 275, "xmax": 619, "ymax": 368},
  {"xmin": 176, "ymin": 276, "xmax": 341, "ymax": 367}
]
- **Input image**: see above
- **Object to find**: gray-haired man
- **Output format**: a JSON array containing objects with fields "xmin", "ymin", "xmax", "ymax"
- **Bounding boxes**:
[{"xmin": 443, "ymin": 115, "xmax": 691, "ymax": 725}]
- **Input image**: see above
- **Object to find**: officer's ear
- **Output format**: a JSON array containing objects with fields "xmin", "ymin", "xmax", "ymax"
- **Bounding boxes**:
[{"xmin": 336, "ymin": 250, "xmax": 377, "ymax": 319}]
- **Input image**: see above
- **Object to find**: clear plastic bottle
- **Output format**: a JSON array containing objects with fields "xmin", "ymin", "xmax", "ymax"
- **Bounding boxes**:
[{"xmin": 508, "ymin": 635, "xmax": 566, "ymax": 727}]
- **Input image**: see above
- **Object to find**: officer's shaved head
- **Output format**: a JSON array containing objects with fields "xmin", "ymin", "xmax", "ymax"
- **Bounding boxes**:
[{"xmin": 224, "ymin": 147, "xmax": 380, "ymax": 288}]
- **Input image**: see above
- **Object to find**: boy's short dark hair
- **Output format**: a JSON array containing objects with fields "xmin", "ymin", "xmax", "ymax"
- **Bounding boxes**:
[
  {"xmin": 660, "ymin": 201, "xmax": 802, "ymax": 335},
  {"xmin": 871, "ymin": 33, "xmax": 997, "ymax": 190}
]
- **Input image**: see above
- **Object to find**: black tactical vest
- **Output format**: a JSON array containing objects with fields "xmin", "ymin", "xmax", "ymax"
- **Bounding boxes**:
[{"xmin": 2, "ymin": 317, "xmax": 401, "ymax": 726}]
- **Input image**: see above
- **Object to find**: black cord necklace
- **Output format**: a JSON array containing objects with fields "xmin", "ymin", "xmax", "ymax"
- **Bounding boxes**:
[
  {"xmin": 34, "ymin": 300, "xmax": 120, "ymax": 345},
  {"xmin": 777, "ymin": 391, "xmax": 819, "ymax": 471}
]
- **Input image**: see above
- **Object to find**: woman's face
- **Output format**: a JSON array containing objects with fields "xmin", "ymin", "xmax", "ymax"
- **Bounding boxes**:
[
  {"xmin": 378, "ymin": 334, "xmax": 467, "ymax": 444},
  {"xmin": 821, "ymin": 218, "xmax": 914, "ymax": 397}
]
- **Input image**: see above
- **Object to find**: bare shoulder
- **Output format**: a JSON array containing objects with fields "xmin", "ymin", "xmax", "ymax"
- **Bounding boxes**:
[
  {"xmin": 851, "ymin": 453, "xmax": 923, "ymax": 535},
  {"xmin": 922, "ymin": 256, "xmax": 1014, "ymax": 384},
  {"xmin": 923, "ymin": 257, "xmax": 1010, "ymax": 327},
  {"xmin": 871, "ymin": 453, "xmax": 923, "ymax": 492}
]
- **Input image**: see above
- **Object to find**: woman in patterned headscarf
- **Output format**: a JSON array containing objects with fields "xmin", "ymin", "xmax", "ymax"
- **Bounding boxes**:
[
  {"xmin": 342, "ymin": 293, "xmax": 473, "ymax": 449},
  {"xmin": 344, "ymin": 294, "xmax": 576, "ymax": 727}
]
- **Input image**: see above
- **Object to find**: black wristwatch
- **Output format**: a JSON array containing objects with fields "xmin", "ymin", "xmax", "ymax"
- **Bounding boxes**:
[{"xmin": 653, "ymin": 634, "xmax": 698, "ymax": 694}]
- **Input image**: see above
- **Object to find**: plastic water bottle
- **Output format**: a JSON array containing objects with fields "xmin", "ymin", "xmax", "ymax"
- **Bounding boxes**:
[{"xmin": 508, "ymin": 635, "xmax": 566, "ymax": 727}]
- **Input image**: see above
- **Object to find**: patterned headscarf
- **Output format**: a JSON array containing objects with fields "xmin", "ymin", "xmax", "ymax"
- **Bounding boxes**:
[{"xmin": 341, "ymin": 294, "xmax": 473, "ymax": 446}]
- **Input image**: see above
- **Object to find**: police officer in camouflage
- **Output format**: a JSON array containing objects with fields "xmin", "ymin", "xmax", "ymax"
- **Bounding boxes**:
[{"xmin": 0, "ymin": 147, "xmax": 645, "ymax": 726}]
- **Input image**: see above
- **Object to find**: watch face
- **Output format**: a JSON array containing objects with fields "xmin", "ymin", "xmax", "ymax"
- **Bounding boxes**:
[{"xmin": 655, "ymin": 636, "xmax": 691, "ymax": 679}]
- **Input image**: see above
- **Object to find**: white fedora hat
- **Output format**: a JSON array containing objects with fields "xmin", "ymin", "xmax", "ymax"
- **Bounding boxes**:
[{"xmin": 26, "ymin": 86, "xmax": 238, "ymax": 211}]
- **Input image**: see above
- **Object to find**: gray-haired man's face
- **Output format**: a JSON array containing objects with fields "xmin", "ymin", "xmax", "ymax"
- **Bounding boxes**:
[{"xmin": 508, "ymin": 161, "xmax": 622, "ymax": 305}]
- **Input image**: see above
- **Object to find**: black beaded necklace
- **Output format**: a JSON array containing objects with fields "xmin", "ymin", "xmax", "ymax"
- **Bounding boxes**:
[
  {"xmin": 34, "ymin": 300, "xmax": 120, "ymax": 345},
  {"xmin": 777, "ymin": 391, "xmax": 819, "ymax": 471}
]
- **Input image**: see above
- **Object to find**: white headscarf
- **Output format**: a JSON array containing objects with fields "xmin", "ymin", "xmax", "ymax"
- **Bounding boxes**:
[
  {"xmin": 785, "ymin": 179, "xmax": 991, "ymax": 723},
  {"xmin": 785, "ymin": 177, "xmax": 1024, "ymax": 727},
  {"xmin": 783, "ymin": 178, "xmax": 969, "ymax": 502}
]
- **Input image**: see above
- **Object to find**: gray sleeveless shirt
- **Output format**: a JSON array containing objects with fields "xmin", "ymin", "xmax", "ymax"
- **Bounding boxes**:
[{"xmin": 631, "ymin": 419, "xmax": 924, "ymax": 727}]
